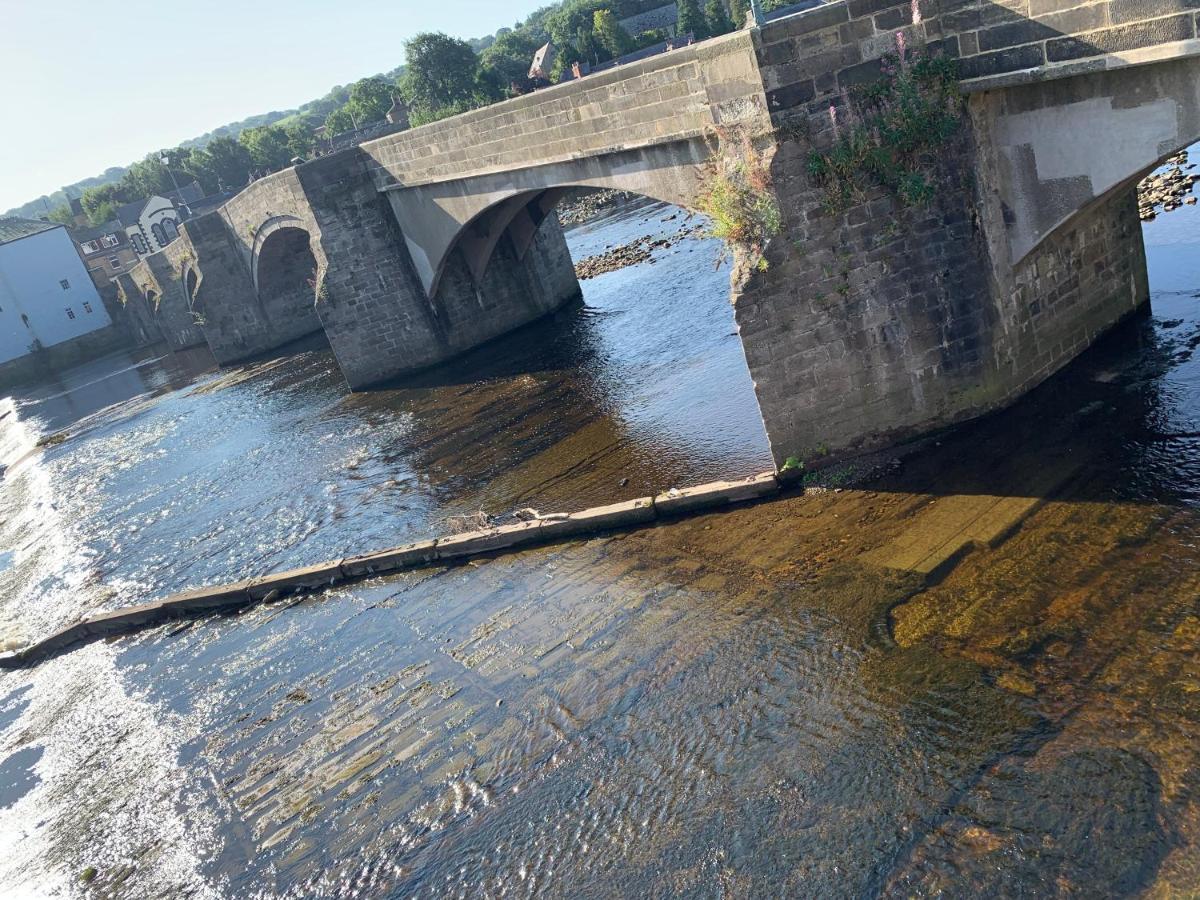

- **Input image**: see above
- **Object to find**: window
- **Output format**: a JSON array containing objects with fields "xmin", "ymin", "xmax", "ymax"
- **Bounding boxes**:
[
  {"xmin": 100, "ymin": 233, "xmax": 121, "ymax": 248},
  {"xmin": 151, "ymin": 223, "xmax": 167, "ymax": 247},
  {"xmin": 108, "ymin": 256, "xmax": 121, "ymax": 270},
  {"xmin": 83, "ymin": 302, "xmax": 93, "ymax": 314},
  {"xmin": 80, "ymin": 239, "xmax": 101, "ymax": 254},
  {"xmin": 59, "ymin": 279, "xmax": 70, "ymax": 290},
  {"xmin": 65, "ymin": 308, "xmax": 75, "ymax": 319},
  {"xmin": 163, "ymin": 218, "xmax": 179, "ymax": 240},
  {"xmin": 131, "ymin": 233, "xmax": 148, "ymax": 255}
]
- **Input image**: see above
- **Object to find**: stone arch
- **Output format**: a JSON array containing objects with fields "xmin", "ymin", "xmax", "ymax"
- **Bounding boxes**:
[
  {"xmin": 385, "ymin": 137, "xmax": 713, "ymax": 297},
  {"xmin": 424, "ymin": 181, "xmax": 699, "ymax": 299},
  {"xmin": 253, "ymin": 225, "xmax": 324, "ymax": 344},
  {"xmin": 249, "ymin": 214, "xmax": 311, "ymax": 293},
  {"xmin": 989, "ymin": 56, "xmax": 1200, "ymax": 264}
]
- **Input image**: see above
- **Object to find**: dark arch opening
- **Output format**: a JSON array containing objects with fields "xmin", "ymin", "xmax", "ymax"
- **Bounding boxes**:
[
  {"xmin": 424, "ymin": 187, "xmax": 773, "ymax": 485},
  {"xmin": 256, "ymin": 227, "xmax": 324, "ymax": 345}
]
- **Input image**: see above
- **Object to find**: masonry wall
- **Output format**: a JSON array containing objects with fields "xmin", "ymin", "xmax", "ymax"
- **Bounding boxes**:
[
  {"xmin": 293, "ymin": 150, "xmax": 449, "ymax": 388},
  {"xmin": 736, "ymin": 0, "xmax": 1154, "ymax": 464},
  {"xmin": 179, "ymin": 213, "xmax": 274, "ymax": 364}
]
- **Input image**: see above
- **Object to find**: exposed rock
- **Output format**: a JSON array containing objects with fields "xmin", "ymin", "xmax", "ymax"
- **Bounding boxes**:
[
  {"xmin": 574, "ymin": 224, "xmax": 704, "ymax": 279},
  {"xmin": 1138, "ymin": 151, "xmax": 1197, "ymax": 221},
  {"xmin": 557, "ymin": 190, "xmax": 640, "ymax": 226}
]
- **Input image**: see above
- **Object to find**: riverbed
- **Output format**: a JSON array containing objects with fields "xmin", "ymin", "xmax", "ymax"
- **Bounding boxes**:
[{"xmin": 1, "ymin": 197, "xmax": 1199, "ymax": 897}]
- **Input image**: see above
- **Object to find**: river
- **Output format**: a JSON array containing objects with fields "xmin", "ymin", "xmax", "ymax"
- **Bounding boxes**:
[{"xmin": 0, "ymin": 191, "xmax": 1198, "ymax": 897}]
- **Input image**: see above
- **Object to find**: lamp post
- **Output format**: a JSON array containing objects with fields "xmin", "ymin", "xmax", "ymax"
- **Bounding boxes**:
[{"xmin": 160, "ymin": 153, "xmax": 191, "ymax": 218}]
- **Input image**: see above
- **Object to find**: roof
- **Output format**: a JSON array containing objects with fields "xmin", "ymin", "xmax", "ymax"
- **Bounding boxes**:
[
  {"xmin": 116, "ymin": 199, "xmax": 146, "ymax": 227},
  {"xmin": 70, "ymin": 220, "xmax": 124, "ymax": 243},
  {"xmin": 0, "ymin": 217, "xmax": 60, "ymax": 247}
]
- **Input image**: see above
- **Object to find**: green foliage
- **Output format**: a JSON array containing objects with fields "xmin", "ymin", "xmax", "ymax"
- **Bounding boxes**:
[
  {"xmin": 348, "ymin": 76, "xmax": 395, "ymax": 123},
  {"xmin": 401, "ymin": 32, "xmax": 497, "ymax": 125},
  {"xmin": 780, "ymin": 455, "xmax": 804, "ymax": 473},
  {"xmin": 480, "ymin": 29, "xmax": 544, "ymax": 89},
  {"xmin": 197, "ymin": 137, "xmax": 254, "ymax": 191},
  {"xmin": 806, "ymin": 52, "xmax": 962, "ymax": 211},
  {"xmin": 677, "ymin": 0, "xmax": 709, "ymax": 39},
  {"xmin": 728, "ymin": 0, "xmax": 749, "ymax": 27},
  {"xmin": 697, "ymin": 126, "xmax": 781, "ymax": 270},
  {"xmin": 240, "ymin": 125, "xmax": 293, "ymax": 171},
  {"xmin": 324, "ymin": 105, "xmax": 355, "ymax": 135},
  {"xmin": 705, "ymin": 0, "xmax": 735, "ymax": 35},
  {"xmin": 81, "ymin": 183, "xmax": 125, "ymax": 225},
  {"xmin": 46, "ymin": 205, "xmax": 75, "ymax": 225},
  {"xmin": 593, "ymin": 9, "xmax": 634, "ymax": 56}
]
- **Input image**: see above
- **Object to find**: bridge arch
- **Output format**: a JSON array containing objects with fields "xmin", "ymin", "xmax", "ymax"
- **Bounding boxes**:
[
  {"xmin": 253, "ymin": 224, "xmax": 325, "ymax": 345},
  {"xmin": 989, "ymin": 55, "xmax": 1200, "ymax": 264}
]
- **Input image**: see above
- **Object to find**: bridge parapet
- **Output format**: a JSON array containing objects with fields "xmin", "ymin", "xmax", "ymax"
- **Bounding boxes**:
[{"xmin": 756, "ymin": 0, "xmax": 1200, "ymax": 121}]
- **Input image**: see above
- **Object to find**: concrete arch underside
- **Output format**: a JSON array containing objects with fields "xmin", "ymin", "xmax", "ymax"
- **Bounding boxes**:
[
  {"xmin": 985, "ymin": 55, "xmax": 1200, "ymax": 264},
  {"xmin": 385, "ymin": 138, "xmax": 712, "ymax": 297}
]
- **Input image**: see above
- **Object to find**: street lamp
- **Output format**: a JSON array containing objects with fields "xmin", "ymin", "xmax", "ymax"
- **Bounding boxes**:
[{"xmin": 160, "ymin": 153, "xmax": 191, "ymax": 218}]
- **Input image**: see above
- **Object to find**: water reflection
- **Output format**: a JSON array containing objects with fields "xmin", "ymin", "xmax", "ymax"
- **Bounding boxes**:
[{"xmin": 1, "ymin": 198, "xmax": 1199, "ymax": 897}]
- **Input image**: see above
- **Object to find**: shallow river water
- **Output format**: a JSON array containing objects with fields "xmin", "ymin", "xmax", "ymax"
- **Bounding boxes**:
[{"xmin": 0, "ymin": 197, "xmax": 1199, "ymax": 897}]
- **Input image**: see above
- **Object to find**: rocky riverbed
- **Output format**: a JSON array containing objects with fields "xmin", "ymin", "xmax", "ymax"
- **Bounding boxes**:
[
  {"xmin": 1138, "ymin": 150, "xmax": 1198, "ymax": 221},
  {"xmin": 556, "ymin": 189, "xmax": 640, "ymax": 226},
  {"xmin": 574, "ymin": 215, "xmax": 704, "ymax": 279}
]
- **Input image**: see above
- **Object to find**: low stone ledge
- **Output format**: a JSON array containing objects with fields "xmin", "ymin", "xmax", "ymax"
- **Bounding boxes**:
[
  {"xmin": 342, "ymin": 541, "xmax": 439, "ymax": 578},
  {"xmin": 247, "ymin": 560, "xmax": 346, "ymax": 600},
  {"xmin": 435, "ymin": 521, "xmax": 548, "ymax": 560},
  {"xmin": 85, "ymin": 602, "xmax": 166, "ymax": 636},
  {"xmin": 28, "ymin": 622, "xmax": 91, "ymax": 658},
  {"xmin": 555, "ymin": 497, "xmax": 656, "ymax": 536},
  {"xmin": 162, "ymin": 580, "xmax": 255, "ymax": 616},
  {"xmin": 653, "ymin": 472, "xmax": 780, "ymax": 517}
]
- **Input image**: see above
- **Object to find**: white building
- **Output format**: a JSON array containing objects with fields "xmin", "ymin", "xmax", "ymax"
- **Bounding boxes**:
[
  {"xmin": 0, "ymin": 218, "xmax": 111, "ymax": 366},
  {"xmin": 117, "ymin": 182, "xmax": 203, "ymax": 258}
]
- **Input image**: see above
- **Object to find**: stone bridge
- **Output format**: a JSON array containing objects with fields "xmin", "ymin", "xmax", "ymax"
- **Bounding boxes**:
[{"xmin": 123, "ymin": 0, "xmax": 1200, "ymax": 466}]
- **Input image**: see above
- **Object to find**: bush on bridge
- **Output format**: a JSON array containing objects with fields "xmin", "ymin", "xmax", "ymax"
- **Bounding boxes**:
[{"xmin": 806, "ymin": 51, "xmax": 963, "ymax": 211}]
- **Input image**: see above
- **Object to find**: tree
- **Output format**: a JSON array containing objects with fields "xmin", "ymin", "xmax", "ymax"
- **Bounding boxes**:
[
  {"xmin": 47, "ymin": 205, "xmax": 75, "ymax": 225},
  {"xmin": 81, "ymin": 183, "xmax": 128, "ymax": 225},
  {"xmin": 123, "ymin": 155, "xmax": 174, "ymax": 199},
  {"xmin": 239, "ymin": 125, "xmax": 293, "ymax": 171},
  {"xmin": 593, "ymin": 9, "xmax": 633, "ymax": 57},
  {"xmin": 677, "ymin": 0, "xmax": 710, "ymax": 39},
  {"xmin": 347, "ymin": 77, "xmax": 395, "ymax": 124},
  {"xmin": 400, "ymin": 32, "xmax": 495, "ymax": 125},
  {"xmin": 284, "ymin": 123, "xmax": 315, "ymax": 160},
  {"xmin": 480, "ymin": 29, "xmax": 543, "ymax": 90},
  {"xmin": 728, "ymin": 0, "xmax": 749, "ymax": 27},
  {"xmin": 197, "ymin": 137, "xmax": 253, "ymax": 190},
  {"xmin": 705, "ymin": 0, "xmax": 736, "ymax": 35},
  {"xmin": 324, "ymin": 105, "xmax": 356, "ymax": 135}
]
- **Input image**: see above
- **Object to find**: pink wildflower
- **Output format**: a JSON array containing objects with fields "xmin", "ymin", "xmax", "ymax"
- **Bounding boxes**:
[
  {"xmin": 911, "ymin": 0, "xmax": 922, "ymax": 25},
  {"xmin": 829, "ymin": 102, "xmax": 839, "ymax": 137},
  {"xmin": 895, "ymin": 30, "xmax": 908, "ymax": 67}
]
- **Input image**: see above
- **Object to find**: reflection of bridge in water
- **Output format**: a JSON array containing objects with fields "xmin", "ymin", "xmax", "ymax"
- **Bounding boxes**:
[{"xmin": 122, "ymin": 0, "xmax": 1200, "ymax": 467}]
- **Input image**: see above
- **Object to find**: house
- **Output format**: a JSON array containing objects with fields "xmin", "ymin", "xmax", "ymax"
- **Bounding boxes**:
[
  {"xmin": 529, "ymin": 42, "xmax": 557, "ymax": 80},
  {"xmin": 386, "ymin": 97, "xmax": 410, "ymax": 129},
  {"xmin": 0, "ymin": 217, "xmax": 112, "ymax": 371},
  {"xmin": 70, "ymin": 221, "xmax": 139, "ymax": 286},
  {"xmin": 116, "ymin": 182, "xmax": 204, "ymax": 258}
]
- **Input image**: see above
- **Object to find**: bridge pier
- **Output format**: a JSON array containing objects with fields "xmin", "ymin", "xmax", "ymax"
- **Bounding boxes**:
[{"xmin": 430, "ymin": 211, "xmax": 581, "ymax": 357}]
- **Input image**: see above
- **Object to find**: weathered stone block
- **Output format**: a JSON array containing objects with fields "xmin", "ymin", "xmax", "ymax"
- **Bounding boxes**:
[
  {"xmin": 435, "ymin": 521, "xmax": 548, "ymax": 560},
  {"xmin": 341, "ymin": 541, "xmax": 439, "ymax": 577},
  {"xmin": 654, "ymin": 473, "xmax": 781, "ymax": 517},
  {"xmin": 85, "ymin": 602, "xmax": 166, "ymax": 636},
  {"xmin": 247, "ymin": 561, "xmax": 346, "ymax": 600},
  {"xmin": 163, "ymin": 580, "xmax": 255, "ymax": 615},
  {"xmin": 557, "ymin": 497, "xmax": 657, "ymax": 536}
]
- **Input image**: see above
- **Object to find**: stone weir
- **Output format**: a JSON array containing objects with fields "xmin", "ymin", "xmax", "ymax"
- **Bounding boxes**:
[{"xmin": 0, "ymin": 473, "xmax": 783, "ymax": 670}]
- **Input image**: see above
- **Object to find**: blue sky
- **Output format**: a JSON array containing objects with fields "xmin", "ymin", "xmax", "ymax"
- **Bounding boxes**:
[{"xmin": 0, "ymin": 0, "xmax": 542, "ymax": 213}]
